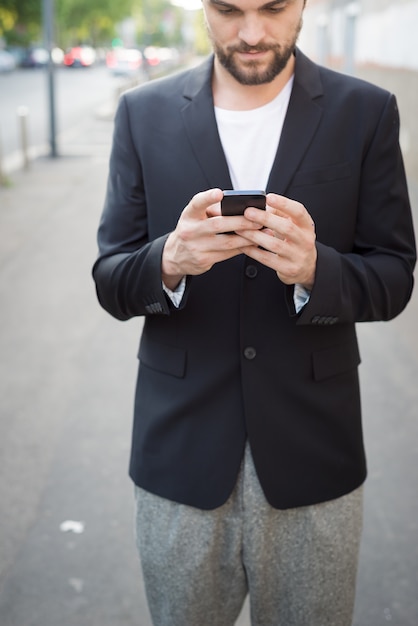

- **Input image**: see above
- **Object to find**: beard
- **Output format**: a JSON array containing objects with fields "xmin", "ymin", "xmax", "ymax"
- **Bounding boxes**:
[{"xmin": 210, "ymin": 19, "xmax": 302, "ymax": 85}]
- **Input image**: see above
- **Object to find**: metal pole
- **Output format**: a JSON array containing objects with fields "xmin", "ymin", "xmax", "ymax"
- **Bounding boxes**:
[{"xmin": 42, "ymin": 0, "xmax": 58, "ymax": 157}]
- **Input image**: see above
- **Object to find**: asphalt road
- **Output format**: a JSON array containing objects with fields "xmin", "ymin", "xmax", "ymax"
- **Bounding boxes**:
[
  {"xmin": 0, "ymin": 64, "xmax": 143, "ymax": 172},
  {"xmin": 0, "ymin": 88, "xmax": 417, "ymax": 626}
]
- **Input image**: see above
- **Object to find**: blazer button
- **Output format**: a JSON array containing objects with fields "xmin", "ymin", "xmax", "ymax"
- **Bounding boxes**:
[
  {"xmin": 245, "ymin": 265, "xmax": 258, "ymax": 279},
  {"xmin": 244, "ymin": 346, "xmax": 257, "ymax": 360},
  {"xmin": 323, "ymin": 316, "xmax": 338, "ymax": 325}
]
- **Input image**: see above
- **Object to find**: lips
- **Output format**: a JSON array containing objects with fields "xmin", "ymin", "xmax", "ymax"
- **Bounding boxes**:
[
  {"xmin": 236, "ymin": 48, "xmax": 271, "ymax": 63},
  {"xmin": 235, "ymin": 46, "xmax": 272, "ymax": 54}
]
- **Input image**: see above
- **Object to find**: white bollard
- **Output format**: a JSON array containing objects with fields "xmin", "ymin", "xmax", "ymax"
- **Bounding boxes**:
[
  {"xmin": 17, "ymin": 106, "xmax": 30, "ymax": 170},
  {"xmin": 0, "ymin": 126, "xmax": 6, "ymax": 185}
]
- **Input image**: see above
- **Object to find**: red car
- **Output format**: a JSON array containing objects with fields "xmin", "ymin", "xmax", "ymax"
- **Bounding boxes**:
[{"xmin": 63, "ymin": 46, "xmax": 96, "ymax": 67}]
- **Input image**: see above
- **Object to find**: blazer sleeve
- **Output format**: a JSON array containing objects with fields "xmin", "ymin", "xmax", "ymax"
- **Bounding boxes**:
[
  {"xmin": 92, "ymin": 95, "xmax": 188, "ymax": 320},
  {"xmin": 297, "ymin": 93, "xmax": 416, "ymax": 327}
]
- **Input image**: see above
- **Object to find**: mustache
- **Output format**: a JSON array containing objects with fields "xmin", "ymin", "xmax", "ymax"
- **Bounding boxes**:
[{"xmin": 228, "ymin": 43, "xmax": 281, "ymax": 54}]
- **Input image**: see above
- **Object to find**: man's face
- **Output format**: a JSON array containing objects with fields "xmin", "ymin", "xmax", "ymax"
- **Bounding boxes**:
[{"xmin": 203, "ymin": 0, "xmax": 305, "ymax": 85}]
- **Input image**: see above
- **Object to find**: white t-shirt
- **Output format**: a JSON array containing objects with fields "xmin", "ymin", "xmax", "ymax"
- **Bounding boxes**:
[{"xmin": 214, "ymin": 77, "xmax": 294, "ymax": 190}]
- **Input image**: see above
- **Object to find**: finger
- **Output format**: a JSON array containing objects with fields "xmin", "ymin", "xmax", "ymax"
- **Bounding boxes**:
[
  {"xmin": 240, "ymin": 207, "xmax": 270, "ymax": 229},
  {"xmin": 236, "ymin": 226, "xmax": 284, "ymax": 254},
  {"xmin": 185, "ymin": 188, "xmax": 223, "ymax": 219},
  {"xmin": 207, "ymin": 212, "xmax": 265, "ymax": 237},
  {"xmin": 206, "ymin": 204, "xmax": 221, "ymax": 218},
  {"xmin": 266, "ymin": 193, "xmax": 314, "ymax": 230},
  {"xmin": 241, "ymin": 207, "xmax": 290, "ymax": 242}
]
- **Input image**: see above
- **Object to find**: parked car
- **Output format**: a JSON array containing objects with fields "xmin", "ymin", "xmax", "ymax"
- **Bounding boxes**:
[
  {"xmin": 143, "ymin": 46, "xmax": 180, "ymax": 69},
  {"xmin": 0, "ymin": 50, "xmax": 17, "ymax": 73},
  {"xmin": 106, "ymin": 47, "xmax": 143, "ymax": 75},
  {"xmin": 63, "ymin": 46, "xmax": 96, "ymax": 68},
  {"xmin": 20, "ymin": 46, "xmax": 64, "ymax": 68}
]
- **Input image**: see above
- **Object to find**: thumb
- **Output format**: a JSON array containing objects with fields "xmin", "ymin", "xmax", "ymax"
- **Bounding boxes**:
[{"xmin": 185, "ymin": 188, "xmax": 223, "ymax": 219}]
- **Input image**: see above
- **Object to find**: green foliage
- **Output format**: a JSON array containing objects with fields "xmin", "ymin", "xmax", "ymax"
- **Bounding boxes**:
[
  {"xmin": 193, "ymin": 8, "xmax": 210, "ymax": 55},
  {"xmin": 0, "ymin": 0, "xmax": 42, "ymax": 45},
  {"xmin": 0, "ymin": 0, "xmax": 196, "ymax": 50},
  {"xmin": 56, "ymin": 0, "xmax": 134, "ymax": 47},
  {"xmin": 136, "ymin": 0, "xmax": 183, "ymax": 47}
]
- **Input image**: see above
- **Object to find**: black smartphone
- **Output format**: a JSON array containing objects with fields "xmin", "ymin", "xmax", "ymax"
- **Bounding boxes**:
[{"xmin": 221, "ymin": 190, "xmax": 266, "ymax": 216}]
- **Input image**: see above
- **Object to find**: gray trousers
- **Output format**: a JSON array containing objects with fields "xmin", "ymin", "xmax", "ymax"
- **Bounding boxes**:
[{"xmin": 135, "ymin": 444, "xmax": 363, "ymax": 626}]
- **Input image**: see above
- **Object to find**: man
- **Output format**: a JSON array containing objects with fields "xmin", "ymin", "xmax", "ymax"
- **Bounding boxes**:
[{"xmin": 93, "ymin": 0, "xmax": 416, "ymax": 623}]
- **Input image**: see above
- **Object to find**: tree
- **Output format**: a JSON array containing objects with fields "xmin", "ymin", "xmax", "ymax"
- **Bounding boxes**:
[
  {"xmin": 0, "ymin": 0, "xmax": 42, "ymax": 46},
  {"xmin": 56, "ymin": 0, "xmax": 134, "ymax": 48},
  {"xmin": 1, "ymin": 0, "xmax": 195, "ymax": 50}
]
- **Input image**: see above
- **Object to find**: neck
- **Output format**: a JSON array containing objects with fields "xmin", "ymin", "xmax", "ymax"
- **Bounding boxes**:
[{"xmin": 212, "ymin": 54, "xmax": 295, "ymax": 111}]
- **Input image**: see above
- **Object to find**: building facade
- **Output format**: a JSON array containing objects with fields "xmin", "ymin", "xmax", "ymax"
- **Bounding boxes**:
[{"xmin": 300, "ymin": 0, "xmax": 418, "ymax": 183}]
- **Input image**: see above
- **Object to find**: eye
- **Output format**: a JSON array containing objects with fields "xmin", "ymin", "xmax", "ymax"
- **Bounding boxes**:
[
  {"xmin": 217, "ymin": 6, "xmax": 238, "ymax": 14},
  {"xmin": 211, "ymin": 1, "xmax": 240, "ymax": 14},
  {"xmin": 261, "ymin": 1, "xmax": 288, "ymax": 13},
  {"xmin": 264, "ymin": 4, "xmax": 286, "ymax": 13}
]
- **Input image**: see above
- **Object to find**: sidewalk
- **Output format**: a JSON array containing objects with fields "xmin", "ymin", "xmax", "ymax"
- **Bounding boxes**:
[
  {"xmin": 0, "ymin": 93, "xmax": 256, "ymax": 625},
  {"xmin": 0, "ymin": 103, "xmax": 149, "ymax": 625},
  {"xmin": 1, "ymin": 97, "xmax": 418, "ymax": 626}
]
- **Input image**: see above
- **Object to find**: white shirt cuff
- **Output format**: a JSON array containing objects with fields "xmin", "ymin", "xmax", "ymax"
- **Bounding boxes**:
[
  {"xmin": 162, "ymin": 276, "xmax": 186, "ymax": 308},
  {"xmin": 293, "ymin": 283, "xmax": 311, "ymax": 313}
]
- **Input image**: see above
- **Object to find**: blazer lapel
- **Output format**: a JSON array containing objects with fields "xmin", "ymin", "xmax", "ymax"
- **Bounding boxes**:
[
  {"xmin": 267, "ymin": 49, "xmax": 324, "ymax": 195},
  {"xmin": 180, "ymin": 56, "xmax": 232, "ymax": 190}
]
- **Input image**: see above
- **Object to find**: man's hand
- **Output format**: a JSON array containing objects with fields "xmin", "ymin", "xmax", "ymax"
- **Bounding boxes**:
[
  {"xmin": 236, "ymin": 193, "xmax": 317, "ymax": 290},
  {"xmin": 162, "ymin": 188, "xmax": 262, "ymax": 290}
]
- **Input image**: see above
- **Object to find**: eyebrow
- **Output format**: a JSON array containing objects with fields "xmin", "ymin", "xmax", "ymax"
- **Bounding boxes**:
[{"xmin": 209, "ymin": 0, "xmax": 290, "ymax": 10}]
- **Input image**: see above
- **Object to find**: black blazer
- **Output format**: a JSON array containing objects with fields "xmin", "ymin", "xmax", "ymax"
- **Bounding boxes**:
[{"xmin": 93, "ymin": 50, "xmax": 416, "ymax": 510}]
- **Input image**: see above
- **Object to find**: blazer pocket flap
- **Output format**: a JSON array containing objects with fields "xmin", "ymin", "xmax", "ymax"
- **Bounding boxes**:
[
  {"xmin": 292, "ymin": 162, "xmax": 352, "ymax": 187},
  {"xmin": 312, "ymin": 341, "xmax": 361, "ymax": 382},
  {"xmin": 138, "ymin": 334, "xmax": 186, "ymax": 378}
]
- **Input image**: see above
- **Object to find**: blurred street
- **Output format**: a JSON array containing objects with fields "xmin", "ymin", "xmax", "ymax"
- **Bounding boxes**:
[{"xmin": 0, "ymin": 70, "xmax": 418, "ymax": 626}]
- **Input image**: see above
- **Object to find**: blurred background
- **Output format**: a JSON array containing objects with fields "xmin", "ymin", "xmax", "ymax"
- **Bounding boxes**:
[
  {"xmin": 0, "ymin": 0, "xmax": 209, "ymax": 171},
  {"xmin": 1, "ymin": 0, "xmax": 417, "ymax": 184},
  {"xmin": 0, "ymin": 1, "xmax": 417, "ymax": 625},
  {"xmin": 300, "ymin": 0, "xmax": 418, "ymax": 197}
]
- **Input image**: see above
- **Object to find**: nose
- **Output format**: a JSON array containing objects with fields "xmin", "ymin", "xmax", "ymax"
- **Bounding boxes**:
[{"xmin": 238, "ymin": 15, "xmax": 266, "ymax": 46}]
